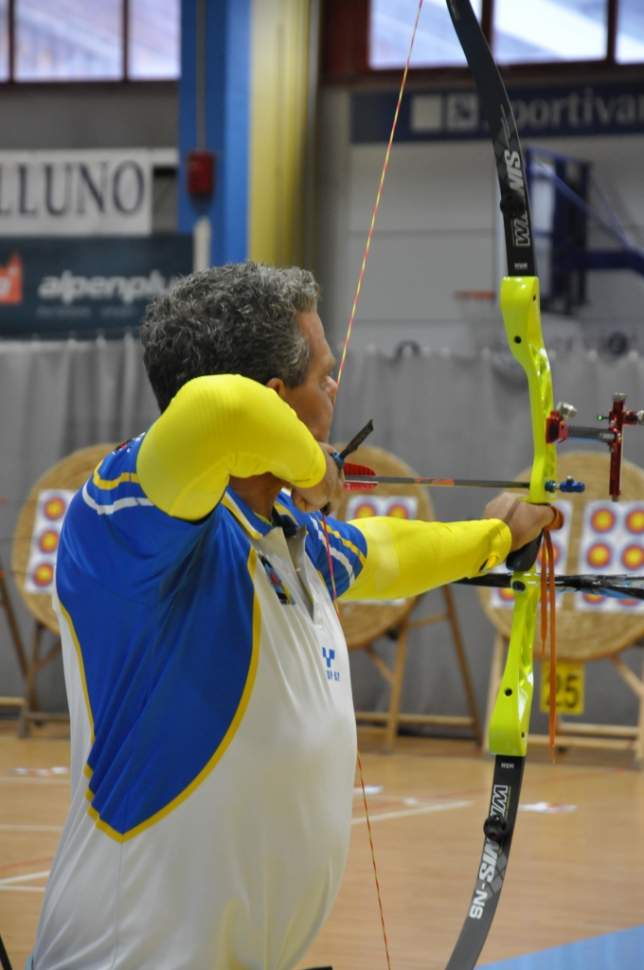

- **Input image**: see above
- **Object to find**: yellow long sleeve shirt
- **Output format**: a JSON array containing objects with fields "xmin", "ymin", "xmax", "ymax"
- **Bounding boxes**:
[
  {"xmin": 34, "ymin": 372, "xmax": 511, "ymax": 970},
  {"xmin": 137, "ymin": 374, "xmax": 512, "ymax": 596}
]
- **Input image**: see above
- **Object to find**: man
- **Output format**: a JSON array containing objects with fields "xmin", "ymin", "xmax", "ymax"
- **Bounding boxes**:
[{"xmin": 31, "ymin": 262, "xmax": 552, "ymax": 970}]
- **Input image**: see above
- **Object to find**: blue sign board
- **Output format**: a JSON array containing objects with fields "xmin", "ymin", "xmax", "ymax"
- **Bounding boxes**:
[
  {"xmin": 0, "ymin": 234, "xmax": 193, "ymax": 336},
  {"xmin": 352, "ymin": 80, "xmax": 644, "ymax": 143}
]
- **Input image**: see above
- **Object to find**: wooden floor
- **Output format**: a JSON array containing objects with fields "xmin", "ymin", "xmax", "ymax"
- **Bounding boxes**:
[{"xmin": 1, "ymin": 723, "xmax": 643, "ymax": 970}]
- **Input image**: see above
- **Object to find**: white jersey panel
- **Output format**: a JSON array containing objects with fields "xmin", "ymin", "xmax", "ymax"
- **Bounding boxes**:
[{"xmin": 34, "ymin": 515, "xmax": 357, "ymax": 970}]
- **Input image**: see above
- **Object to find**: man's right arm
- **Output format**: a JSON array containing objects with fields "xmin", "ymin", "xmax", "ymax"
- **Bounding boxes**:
[{"xmin": 137, "ymin": 375, "xmax": 327, "ymax": 520}]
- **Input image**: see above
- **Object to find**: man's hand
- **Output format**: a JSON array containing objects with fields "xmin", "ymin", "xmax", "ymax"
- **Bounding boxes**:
[
  {"xmin": 484, "ymin": 492, "xmax": 559, "ymax": 552},
  {"xmin": 291, "ymin": 445, "xmax": 345, "ymax": 513}
]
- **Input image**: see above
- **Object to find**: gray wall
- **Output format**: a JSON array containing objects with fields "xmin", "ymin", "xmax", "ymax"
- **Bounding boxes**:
[
  {"xmin": 0, "ymin": 83, "xmax": 177, "ymax": 149},
  {"xmin": 315, "ymin": 86, "xmax": 644, "ymax": 359},
  {"xmin": 1, "ymin": 72, "xmax": 644, "ymax": 744},
  {"xmin": 313, "ymin": 81, "xmax": 644, "ymax": 744},
  {"xmin": 0, "ymin": 83, "xmax": 179, "ymax": 231}
]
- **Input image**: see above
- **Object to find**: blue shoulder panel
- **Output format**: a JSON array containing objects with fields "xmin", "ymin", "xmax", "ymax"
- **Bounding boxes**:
[
  {"xmin": 274, "ymin": 492, "xmax": 367, "ymax": 599},
  {"xmin": 57, "ymin": 442, "xmax": 260, "ymax": 839}
]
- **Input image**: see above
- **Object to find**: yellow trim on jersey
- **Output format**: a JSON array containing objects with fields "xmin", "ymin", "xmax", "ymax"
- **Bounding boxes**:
[
  {"xmin": 92, "ymin": 466, "xmax": 140, "ymax": 490},
  {"xmin": 58, "ymin": 600, "xmax": 95, "ymax": 742},
  {"xmin": 84, "ymin": 547, "xmax": 262, "ymax": 843},
  {"xmin": 320, "ymin": 521, "xmax": 367, "ymax": 567},
  {"xmin": 273, "ymin": 498, "xmax": 296, "ymax": 523},
  {"xmin": 221, "ymin": 492, "xmax": 265, "ymax": 540}
]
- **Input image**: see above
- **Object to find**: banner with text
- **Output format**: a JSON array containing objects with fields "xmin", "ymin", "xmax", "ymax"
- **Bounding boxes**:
[
  {"xmin": 0, "ymin": 150, "xmax": 157, "ymax": 236},
  {"xmin": 352, "ymin": 80, "xmax": 644, "ymax": 143},
  {"xmin": 0, "ymin": 235, "xmax": 192, "ymax": 336}
]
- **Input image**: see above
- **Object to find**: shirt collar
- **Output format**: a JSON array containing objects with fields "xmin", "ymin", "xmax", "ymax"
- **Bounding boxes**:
[{"xmin": 222, "ymin": 487, "xmax": 303, "ymax": 540}]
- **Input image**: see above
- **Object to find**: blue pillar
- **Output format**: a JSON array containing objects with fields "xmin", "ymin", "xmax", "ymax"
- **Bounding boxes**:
[{"xmin": 178, "ymin": 0, "xmax": 251, "ymax": 265}]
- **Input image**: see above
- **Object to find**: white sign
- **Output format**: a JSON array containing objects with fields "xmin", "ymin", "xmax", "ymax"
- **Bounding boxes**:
[{"xmin": 0, "ymin": 150, "xmax": 157, "ymax": 236}]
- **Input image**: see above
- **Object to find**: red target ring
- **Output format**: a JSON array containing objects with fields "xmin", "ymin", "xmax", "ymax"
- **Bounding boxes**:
[
  {"xmin": 43, "ymin": 496, "xmax": 67, "ymax": 521},
  {"xmin": 621, "ymin": 544, "xmax": 644, "ymax": 572},
  {"xmin": 38, "ymin": 529, "xmax": 60, "ymax": 554},
  {"xmin": 625, "ymin": 507, "xmax": 644, "ymax": 535},
  {"xmin": 386, "ymin": 501, "xmax": 411, "ymax": 519},
  {"xmin": 585, "ymin": 542, "xmax": 612, "ymax": 570},
  {"xmin": 31, "ymin": 562, "xmax": 54, "ymax": 588},
  {"xmin": 590, "ymin": 507, "xmax": 616, "ymax": 533},
  {"xmin": 350, "ymin": 499, "xmax": 378, "ymax": 519}
]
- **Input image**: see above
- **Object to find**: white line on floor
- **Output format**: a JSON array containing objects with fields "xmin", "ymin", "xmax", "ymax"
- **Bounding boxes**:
[
  {"xmin": 0, "ymin": 884, "xmax": 45, "ymax": 893},
  {"xmin": 0, "ymin": 777, "xmax": 67, "ymax": 785},
  {"xmin": 0, "ymin": 823, "xmax": 62, "ymax": 832},
  {"xmin": 0, "ymin": 869, "xmax": 50, "ymax": 887},
  {"xmin": 352, "ymin": 799, "xmax": 472, "ymax": 825}
]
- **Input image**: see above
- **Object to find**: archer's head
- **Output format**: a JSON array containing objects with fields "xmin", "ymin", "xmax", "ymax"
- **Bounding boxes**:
[{"xmin": 140, "ymin": 261, "xmax": 337, "ymax": 441}]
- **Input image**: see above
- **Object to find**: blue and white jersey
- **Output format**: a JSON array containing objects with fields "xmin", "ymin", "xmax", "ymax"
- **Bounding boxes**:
[{"xmin": 33, "ymin": 436, "xmax": 367, "ymax": 970}]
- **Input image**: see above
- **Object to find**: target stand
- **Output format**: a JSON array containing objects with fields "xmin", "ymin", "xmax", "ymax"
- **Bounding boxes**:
[
  {"xmin": 481, "ymin": 451, "xmax": 644, "ymax": 766},
  {"xmin": 11, "ymin": 443, "xmax": 116, "ymax": 737},
  {"xmin": 0, "ymin": 552, "xmax": 27, "ymax": 718},
  {"xmin": 335, "ymin": 444, "xmax": 482, "ymax": 752}
]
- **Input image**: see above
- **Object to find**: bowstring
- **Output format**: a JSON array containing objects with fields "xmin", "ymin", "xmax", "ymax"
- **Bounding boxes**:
[
  {"xmin": 322, "ymin": 512, "xmax": 393, "ymax": 970},
  {"xmin": 539, "ymin": 511, "xmax": 563, "ymax": 757},
  {"xmin": 335, "ymin": 0, "xmax": 426, "ymax": 392},
  {"xmin": 322, "ymin": 3, "xmax": 426, "ymax": 966}
]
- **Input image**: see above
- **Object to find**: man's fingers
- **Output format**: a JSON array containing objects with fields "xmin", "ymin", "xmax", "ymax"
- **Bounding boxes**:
[{"xmin": 548, "ymin": 506, "xmax": 564, "ymax": 530}]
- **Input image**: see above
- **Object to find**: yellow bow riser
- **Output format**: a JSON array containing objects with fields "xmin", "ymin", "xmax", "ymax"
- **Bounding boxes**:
[{"xmin": 488, "ymin": 276, "xmax": 557, "ymax": 758}]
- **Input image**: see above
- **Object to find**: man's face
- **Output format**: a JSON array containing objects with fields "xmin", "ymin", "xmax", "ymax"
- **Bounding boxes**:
[{"xmin": 278, "ymin": 311, "xmax": 338, "ymax": 442}]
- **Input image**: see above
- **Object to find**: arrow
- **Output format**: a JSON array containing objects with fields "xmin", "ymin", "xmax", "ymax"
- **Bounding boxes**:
[{"xmin": 342, "ymin": 462, "xmax": 585, "ymax": 494}]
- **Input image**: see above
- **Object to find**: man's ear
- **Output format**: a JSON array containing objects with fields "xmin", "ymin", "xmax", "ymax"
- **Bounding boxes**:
[{"xmin": 266, "ymin": 376, "xmax": 287, "ymax": 399}]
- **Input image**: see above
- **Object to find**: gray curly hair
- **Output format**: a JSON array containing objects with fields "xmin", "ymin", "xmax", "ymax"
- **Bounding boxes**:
[{"xmin": 140, "ymin": 261, "xmax": 320, "ymax": 411}]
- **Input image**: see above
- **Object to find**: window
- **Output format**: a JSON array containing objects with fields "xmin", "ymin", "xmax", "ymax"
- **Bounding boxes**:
[
  {"xmin": 370, "ymin": 0, "xmax": 483, "ymax": 69},
  {"xmin": 3, "ymin": 0, "xmax": 179, "ymax": 82},
  {"xmin": 493, "ymin": 0, "xmax": 608, "ymax": 64},
  {"xmin": 616, "ymin": 0, "xmax": 644, "ymax": 64},
  {"xmin": 0, "ymin": 0, "xmax": 8, "ymax": 80},
  {"xmin": 16, "ymin": 0, "xmax": 122, "ymax": 80},
  {"xmin": 129, "ymin": 0, "xmax": 180, "ymax": 80},
  {"xmin": 360, "ymin": 0, "xmax": 643, "ymax": 75}
]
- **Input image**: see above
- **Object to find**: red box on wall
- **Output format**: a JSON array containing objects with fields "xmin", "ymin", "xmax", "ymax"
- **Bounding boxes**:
[{"xmin": 187, "ymin": 150, "xmax": 215, "ymax": 197}]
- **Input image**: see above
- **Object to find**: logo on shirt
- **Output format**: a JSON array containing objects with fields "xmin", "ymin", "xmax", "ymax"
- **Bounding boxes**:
[
  {"xmin": 259, "ymin": 554, "xmax": 293, "ymax": 605},
  {"xmin": 322, "ymin": 646, "xmax": 340, "ymax": 683}
]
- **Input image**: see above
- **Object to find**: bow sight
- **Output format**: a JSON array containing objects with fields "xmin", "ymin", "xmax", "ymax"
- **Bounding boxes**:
[{"xmin": 547, "ymin": 393, "xmax": 644, "ymax": 500}]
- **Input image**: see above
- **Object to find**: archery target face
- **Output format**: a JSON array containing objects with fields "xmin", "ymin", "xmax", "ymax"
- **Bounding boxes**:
[
  {"xmin": 24, "ymin": 489, "xmax": 74, "ymax": 594},
  {"xmin": 577, "ymin": 500, "xmax": 644, "ymax": 613},
  {"xmin": 345, "ymin": 494, "xmax": 417, "ymax": 520},
  {"xmin": 489, "ymin": 500, "xmax": 572, "ymax": 609}
]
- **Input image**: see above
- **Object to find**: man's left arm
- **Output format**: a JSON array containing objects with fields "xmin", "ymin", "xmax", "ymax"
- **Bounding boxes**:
[{"xmin": 340, "ymin": 516, "xmax": 511, "ymax": 602}]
